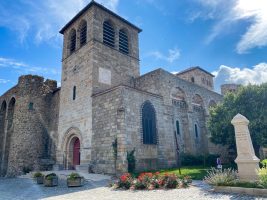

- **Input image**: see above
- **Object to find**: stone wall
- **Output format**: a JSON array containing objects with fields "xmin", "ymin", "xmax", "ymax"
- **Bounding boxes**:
[
  {"xmin": 91, "ymin": 85, "xmax": 177, "ymax": 173},
  {"xmin": 58, "ymin": 2, "xmax": 140, "ymax": 169},
  {"xmin": 135, "ymin": 69, "xmax": 223, "ymax": 155},
  {"xmin": 0, "ymin": 75, "xmax": 59, "ymax": 176},
  {"xmin": 176, "ymin": 68, "xmax": 214, "ymax": 91},
  {"xmin": 221, "ymin": 84, "xmax": 241, "ymax": 96}
]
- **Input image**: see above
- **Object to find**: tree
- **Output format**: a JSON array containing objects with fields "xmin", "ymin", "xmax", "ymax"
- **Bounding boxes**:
[{"xmin": 208, "ymin": 83, "xmax": 267, "ymax": 157}]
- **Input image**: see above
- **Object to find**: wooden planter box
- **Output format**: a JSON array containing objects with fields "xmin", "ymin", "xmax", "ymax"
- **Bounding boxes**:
[
  {"xmin": 36, "ymin": 176, "xmax": 44, "ymax": 184},
  {"xmin": 67, "ymin": 177, "xmax": 84, "ymax": 187},
  {"xmin": 44, "ymin": 177, "xmax": 58, "ymax": 187}
]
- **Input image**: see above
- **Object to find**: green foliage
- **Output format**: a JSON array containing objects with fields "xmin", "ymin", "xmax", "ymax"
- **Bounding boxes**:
[
  {"xmin": 226, "ymin": 181, "xmax": 263, "ymax": 189},
  {"xmin": 22, "ymin": 166, "xmax": 32, "ymax": 174},
  {"xmin": 33, "ymin": 172, "xmax": 43, "ymax": 178},
  {"xmin": 45, "ymin": 173, "xmax": 57, "ymax": 180},
  {"xmin": 127, "ymin": 149, "xmax": 136, "ymax": 173},
  {"xmin": 204, "ymin": 168, "xmax": 237, "ymax": 186},
  {"xmin": 258, "ymin": 167, "xmax": 267, "ymax": 188},
  {"xmin": 68, "ymin": 172, "xmax": 82, "ymax": 180},
  {"xmin": 160, "ymin": 166, "xmax": 208, "ymax": 180},
  {"xmin": 112, "ymin": 137, "xmax": 118, "ymax": 159},
  {"xmin": 208, "ymin": 83, "xmax": 267, "ymax": 156},
  {"xmin": 260, "ymin": 159, "xmax": 267, "ymax": 168},
  {"xmin": 181, "ymin": 153, "xmax": 219, "ymax": 167}
]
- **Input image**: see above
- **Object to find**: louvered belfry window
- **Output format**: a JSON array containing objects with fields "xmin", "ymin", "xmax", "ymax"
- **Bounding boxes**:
[
  {"xmin": 80, "ymin": 21, "xmax": 87, "ymax": 46},
  {"xmin": 103, "ymin": 21, "xmax": 115, "ymax": 47},
  {"xmin": 119, "ymin": 29, "xmax": 129, "ymax": 54},
  {"xmin": 70, "ymin": 29, "xmax": 76, "ymax": 54},
  {"xmin": 142, "ymin": 101, "xmax": 157, "ymax": 144}
]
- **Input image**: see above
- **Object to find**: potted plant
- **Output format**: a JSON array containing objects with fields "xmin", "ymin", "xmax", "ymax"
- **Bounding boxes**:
[
  {"xmin": 44, "ymin": 173, "xmax": 58, "ymax": 187},
  {"xmin": 67, "ymin": 172, "xmax": 84, "ymax": 187},
  {"xmin": 33, "ymin": 172, "xmax": 44, "ymax": 184}
]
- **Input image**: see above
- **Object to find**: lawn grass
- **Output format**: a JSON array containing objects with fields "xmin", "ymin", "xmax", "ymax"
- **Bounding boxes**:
[{"xmin": 159, "ymin": 165, "xmax": 209, "ymax": 180}]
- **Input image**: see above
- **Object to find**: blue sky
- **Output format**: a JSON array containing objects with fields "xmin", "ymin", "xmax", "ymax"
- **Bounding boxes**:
[{"xmin": 0, "ymin": 0, "xmax": 267, "ymax": 95}]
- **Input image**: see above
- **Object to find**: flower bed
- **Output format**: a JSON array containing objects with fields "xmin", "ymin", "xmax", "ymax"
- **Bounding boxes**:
[{"xmin": 111, "ymin": 172, "xmax": 191, "ymax": 190}]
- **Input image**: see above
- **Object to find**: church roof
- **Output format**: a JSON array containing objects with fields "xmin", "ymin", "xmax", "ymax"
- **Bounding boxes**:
[
  {"xmin": 59, "ymin": 0, "xmax": 142, "ymax": 34},
  {"xmin": 176, "ymin": 66, "xmax": 215, "ymax": 77}
]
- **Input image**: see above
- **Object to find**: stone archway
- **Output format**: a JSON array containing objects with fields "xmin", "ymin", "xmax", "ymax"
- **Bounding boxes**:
[
  {"xmin": 1, "ymin": 98, "xmax": 15, "ymax": 176},
  {"xmin": 62, "ymin": 128, "xmax": 82, "ymax": 170}
]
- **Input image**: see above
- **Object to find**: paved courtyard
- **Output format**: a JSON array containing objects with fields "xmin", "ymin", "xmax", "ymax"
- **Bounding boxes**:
[{"xmin": 0, "ymin": 176, "xmax": 265, "ymax": 200}]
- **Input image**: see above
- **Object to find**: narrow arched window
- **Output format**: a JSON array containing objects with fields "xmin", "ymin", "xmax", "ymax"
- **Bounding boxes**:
[
  {"xmin": 119, "ymin": 29, "xmax": 129, "ymax": 54},
  {"xmin": 79, "ymin": 20, "xmax": 87, "ymax": 47},
  {"xmin": 142, "ymin": 101, "xmax": 157, "ymax": 144},
  {"xmin": 194, "ymin": 124, "xmax": 198, "ymax": 138},
  {"xmin": 176, "ymin": 120, "xmax": 180, "ymax": 135},
  {"xmin": 103, "ymin": 21, "xmax": 115, "ymax": 47},
  {"xmin": 191, "ymin": 77, "xmax": 195, "ymax": 83},
  {"xmin": 28, "ymin": 102, "xmax": 34, "ymax": 110},
  {"xmin": 73, "ymin": 86, "xmax": 76, "ymax": 100},
  {"xmin": 69, "ymin": 29, "xmax": 76, "ymax": 54}
]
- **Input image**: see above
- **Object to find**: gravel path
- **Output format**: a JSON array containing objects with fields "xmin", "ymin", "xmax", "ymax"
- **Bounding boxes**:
[{"xmin": 0, "ymin": 178, "xmax": 265, "ymax": 200}]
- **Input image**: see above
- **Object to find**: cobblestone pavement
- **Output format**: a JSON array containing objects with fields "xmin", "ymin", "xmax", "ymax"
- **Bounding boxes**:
[{"xmin": 0, "ymin": 178, "xmax": 266, "ymax": 200}]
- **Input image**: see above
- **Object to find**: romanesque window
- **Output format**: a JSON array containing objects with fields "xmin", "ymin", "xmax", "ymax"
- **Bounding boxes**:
[
  {"xmin": 192, "ymin": 94, "xmax": 204, "ymax": 112},
  {"xmin": 171, "ymin": 87, "xmax": 187, "ymax": 109},
  {"xmin": 69, "ymin": 29, "xmax": 76, "ymax": 54},
  {"xmin": 119, "ymin": 29, "xmax": 129, "ymax": 54},
  {"xmin": 142, "ymin": 101, "xmax": 157, "ymax": 144},
  {"xmin": 176, "ymin": 120, "xmax": 180, "ymax": 135},
  {"xmin": 103, "ymin": 21, "xmax": 115, "ymax": 48},
  {"xmin": 208, "ymin": 100, "xmax": 216, "ymax": 108},
  {"xmin": 194, "ymin": 124, "xmax": 198, "ymax": 138},
  {"xmin": 73, "ymin": 86, "xmax": 76, "ymax": 100},
  {"xmin": 79, "ymin": 20, "xmax": 87, "ymax": 47},
  {"xmin": 191, "ymin": 77, "xmax": 195, "ymax": 83}
]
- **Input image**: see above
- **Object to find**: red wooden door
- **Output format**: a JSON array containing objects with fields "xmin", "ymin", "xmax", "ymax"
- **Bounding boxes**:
[{"xmin": 73, "ymin": 138, "xmax": 80, "ymax": 166}]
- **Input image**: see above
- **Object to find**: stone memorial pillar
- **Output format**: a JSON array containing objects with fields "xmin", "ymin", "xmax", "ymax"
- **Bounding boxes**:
[{"xmin": 231, "ymin": 113, "xmax": 260, "ymax": 181}]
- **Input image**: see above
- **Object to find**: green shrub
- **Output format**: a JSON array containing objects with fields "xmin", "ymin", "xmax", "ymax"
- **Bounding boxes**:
[
  {"xmin": 205, "ymin": 154, "xmax": 219, "ymax": 166},
  {"xmin": 258, "ymin": 167, "xmax": 267, "ymax": 188},
  {"xmin": 181, "ymin": 153, "xmax": 202, "ymax": 166},
  {"xmin": 68, "ymin": 172, "xmax": 82, "ymax": 180},
  {"xmin": 127, "ymin": 149, "xmax": 136, "ymax": 173},
  {"xmin": 22, "ymin": 166, "xmax": 32, "ymax": 174},
  {"xmin": 204, "ymin": 168, "xmax": 237, "ymax": 186},
  {"xmin": 33, "ymin": 172, "xmax": 43, "ymax": 178},
  {"xmin": 45, "ymin": 173, "xmax": 57, "ymax": 180},
  {"xmin": 260, "ymin": 159, "xmax": 267, "ymax": 168},
  {"xmin": 227, "ymin": 181, "xmax": 262, "ymax": 189},
  {"xmin": 180, "ymin": 153, "xmax": 219, "ymax": 167}
]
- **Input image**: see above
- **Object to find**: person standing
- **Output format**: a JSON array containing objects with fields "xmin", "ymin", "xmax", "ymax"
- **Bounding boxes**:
[{"xmin": 217, "ymin": 155, "xmax": 222, "ymax": 169}]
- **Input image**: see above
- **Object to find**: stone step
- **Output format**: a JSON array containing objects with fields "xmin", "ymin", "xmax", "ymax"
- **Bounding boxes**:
[{"xmin": 75, "ymin": 164, "xmax": 89, "ymax": 173}]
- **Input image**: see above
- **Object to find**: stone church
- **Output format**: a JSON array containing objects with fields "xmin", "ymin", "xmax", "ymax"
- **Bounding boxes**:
[{"xmin": 0, "ymin": 1, "xmax": 226, "ymax": 176}]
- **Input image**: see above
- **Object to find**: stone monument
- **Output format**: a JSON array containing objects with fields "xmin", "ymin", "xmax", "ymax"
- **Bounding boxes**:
[{"xmin": 231, "ymin": 113, "xmax": 260, "ymax": 181}]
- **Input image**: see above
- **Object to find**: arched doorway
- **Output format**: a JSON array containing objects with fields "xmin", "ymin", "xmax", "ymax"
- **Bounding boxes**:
[
  {"xmin": 64, "ymin": 135, "xmax": 81, "ymax": 169},
  {"xmin": 73, "ymin": 137, "xmax": 80, "ymax": 166},
  {"xmin": 2, "ymin": 98, "xmax": 15, "ymax": 175}
]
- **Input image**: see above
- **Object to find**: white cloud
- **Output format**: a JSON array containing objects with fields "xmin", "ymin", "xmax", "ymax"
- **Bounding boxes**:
[
  {"xmin": 194, "ymin": 0, "xmax": 267, "ymax": 54},
  {"xmin": 0, "ymin": 0, "xmax": 119, "ymax": 45},
  {"xmin": 148, "ymin": 47, "xmax": 180, "ymax": 63},
  {"xmin": 0, "ymin": 57, "xmax": 60, "ymax": 76},
  {"xmin": 0, "ymin": 79, "xmax": 10, "ymax": 84},
  {"xmin": 212, "ymin": 62, "xmax": 267, "ymax": 92}
]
